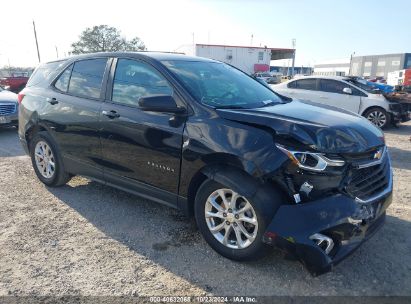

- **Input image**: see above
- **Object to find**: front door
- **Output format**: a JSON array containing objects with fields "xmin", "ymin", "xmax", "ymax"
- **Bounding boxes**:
[
  {"xmin": 318, "ymin": 79, "xmax": 361, "ymax": 113},
  {"xmin": 99, "ymin": 58, "xmax": 186, "ymax": 206}
]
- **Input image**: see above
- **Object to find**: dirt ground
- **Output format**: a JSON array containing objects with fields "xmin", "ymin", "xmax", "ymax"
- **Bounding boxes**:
[{"xmin": 0, "ymin": 122, "xmax": 410, "ymax": 297}]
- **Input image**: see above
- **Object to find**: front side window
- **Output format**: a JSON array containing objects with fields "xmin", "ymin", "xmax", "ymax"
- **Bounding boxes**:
[
  {"xmin": 68, "ymin": 59, "xmax": 107, "ymax": 99},
  {"xmin": 295, "ymin": 79, "xmax": 317, "ymax": 90},
  {"xmin": 161, "ymin": 60, "xmax": 283, "ymax": 109},
  {"xmin": 319, "ymin": 79, "xmax": 346, "ymax": 94},
  {"xmin": 112, "ymin": 59, "xmax": 172, "ymax": 106}
]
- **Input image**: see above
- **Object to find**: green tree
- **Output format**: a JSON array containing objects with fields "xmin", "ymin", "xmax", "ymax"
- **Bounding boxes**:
[{"xmin": 71, "ymin": 25, "xmax": 146, "ymax": 54}]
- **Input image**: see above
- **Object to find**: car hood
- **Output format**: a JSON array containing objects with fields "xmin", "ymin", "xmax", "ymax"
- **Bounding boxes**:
[
  {"xmin": 0, "ymin": 90, "xmax": 18, "ymax": 103},
  {"xmin": 216, "ymin": 100, "xmax": 384, "ymax": 153}
]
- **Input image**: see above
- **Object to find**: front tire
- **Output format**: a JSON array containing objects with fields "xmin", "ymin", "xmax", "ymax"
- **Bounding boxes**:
[
  {"xmin": 364, "ymin": 107, "xmax": 390, "ymax": 129},
  {"xmin": 30, "ymin": 132, "xmax": 71, "ymax": 187},
  {"xmin": 194, "ymin": 179, "xmax": 272, "ymax": 261}
]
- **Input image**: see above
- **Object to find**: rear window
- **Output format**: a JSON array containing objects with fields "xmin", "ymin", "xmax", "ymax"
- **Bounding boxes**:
[
  {"xmin": 67, "ymin": 59, "xmax": 107, "ymax": 99},
  {"xmin": 294, "ymin": 79, "xmax": 317, "ymax": 90},
  {"xmin": 27, "ymin": 60, "xmax": 67, "ymax": 87}
]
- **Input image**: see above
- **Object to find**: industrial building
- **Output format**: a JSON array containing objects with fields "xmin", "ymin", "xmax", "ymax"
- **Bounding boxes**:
[
  {"xmin": 350, "ymin": 53, "xmax": 411, "ymax": 79},
  {"xmin": 313, "ymin": 58, "xmax": 350, "ymax": 76},
  {"xmin": 270, "ymin": 65, "xmax": 313, "ymax": 76},
  {"xmin": 195, "ymin": 43, "xmax": 295, "ymax": 75}
]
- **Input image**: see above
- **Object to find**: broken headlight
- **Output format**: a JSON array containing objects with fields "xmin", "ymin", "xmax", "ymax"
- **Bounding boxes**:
[{"xmin": 276, "ymin": 144, "xmax": 345, "ymax": 172}]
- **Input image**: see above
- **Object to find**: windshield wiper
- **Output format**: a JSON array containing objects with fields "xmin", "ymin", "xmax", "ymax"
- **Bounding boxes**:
[
  {"xmin": 259, "ymin": 101, "xmax": 280, "ymax": 107},
  {"xmin": 214, "ymin": 105, "xmax": 249, "ymax": 109}
]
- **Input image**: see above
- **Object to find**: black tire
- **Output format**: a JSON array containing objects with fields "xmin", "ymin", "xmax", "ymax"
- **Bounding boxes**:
[
  {"xmin": 29, "ymin": 131, "xmax": 71, "ymax": 187},
  {"xmin": 194, "ymin": 179, "xmax": 276, "ymax": 261},
  {"xmin": 363, "ymin": 107, "xmax": 390, "ymax": 129}
]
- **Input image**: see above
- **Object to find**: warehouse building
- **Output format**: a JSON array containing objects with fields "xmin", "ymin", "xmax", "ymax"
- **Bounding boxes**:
[
  {"xmin": 313, "ymin": 58, "xmax": 350, "ymax": 76},
  {"xmin": 195, "ymin": 43, "xmax": 295, "ymax": 75},
  {"xmin": 350, "ymin": 53, "xmax": 411, "ymax": 79},
  {"xmin": 270, "ymin": 66, "xmax": 313, "ymax": 76}
]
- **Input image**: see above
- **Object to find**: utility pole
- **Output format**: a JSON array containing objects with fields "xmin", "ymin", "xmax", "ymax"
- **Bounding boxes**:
[
  {"xmin": 33, "ymin": 20, "xmax": 41, "ymax": 63},
  {"xmin": 55, "ymin": 46, "xmax": 59, "ymax": 59},
  {"xmin": 192, "ymin": 32, "xmax": 195, "ymax": 56},
  {"xmin": 348, "ymin": 51, "xmax": 355, "ymax": 75},
  {"xmin": 250, "ymin": 34, "xmax": 254, "ymax": 46},
  {"xmin": 291, "ymin": 38, "xmax": 296, "ymax": 77}
]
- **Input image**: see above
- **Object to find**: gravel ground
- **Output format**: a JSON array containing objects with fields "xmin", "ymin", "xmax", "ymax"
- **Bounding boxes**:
[{"xmin": 0, "ymin": 123, "xmax": 410, "ymax": 297}]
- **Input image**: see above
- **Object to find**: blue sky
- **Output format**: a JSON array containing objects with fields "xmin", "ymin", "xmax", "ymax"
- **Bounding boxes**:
[
  {"xmin": 205, "ymin": 0, "xmax": 411, "ymax": 65},
  {"xmin": 1, "ymin": 0, "xmax": 410, "ymax": 67}
]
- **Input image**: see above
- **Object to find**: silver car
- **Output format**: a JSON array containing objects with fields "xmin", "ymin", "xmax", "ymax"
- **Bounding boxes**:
[{"xmin": 0, "ymin": 86, "xmax": 18, "ymax": 127}]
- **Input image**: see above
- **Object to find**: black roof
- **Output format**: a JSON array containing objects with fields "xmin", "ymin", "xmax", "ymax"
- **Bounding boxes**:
[{"xmin": 47, "ymin": 51, "xmax": 216, "ymax": 64}]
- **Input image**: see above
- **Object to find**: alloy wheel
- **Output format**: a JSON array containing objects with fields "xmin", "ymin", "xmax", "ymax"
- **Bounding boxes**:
[
  {"xmin": 34, "ymin": 141, "xmax": 56, "ymax": 179},
  {"xmin": 367, "ymin": 111, "xmax": 387, "ymax": 128},
  {"xmin": 204, "ymin": 188, "xmax": 258, "ymax": 249}
]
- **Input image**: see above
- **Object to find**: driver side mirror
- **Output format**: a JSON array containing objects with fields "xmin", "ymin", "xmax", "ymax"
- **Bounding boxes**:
[
  {"xmin": 138, "ymin": 95, "xmax": 186, "ymax": 114},
  {"xmin": 343, "ymin": 87, "xmax": 352, "ymax": 95}
]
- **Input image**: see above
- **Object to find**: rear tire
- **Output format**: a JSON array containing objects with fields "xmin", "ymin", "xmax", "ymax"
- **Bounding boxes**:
[
  {"xmin": 30, "ymin": 131, "xmax": 71, "ymax": 187},
  {"xmin": 194, "ymin": 179, "xmax": 275, "ymax": 261},
  {"xmin": 364, "ymin": 107, "xmax": 390, "ymax": 129}
]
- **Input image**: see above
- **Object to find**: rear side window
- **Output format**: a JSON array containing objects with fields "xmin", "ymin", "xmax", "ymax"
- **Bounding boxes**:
[
  {"xmin": 319, "ymin": 79, "xmax": 346, "ymax": 93},
  {"xmin": 112, "ymin": 59, "xmax": 172, "ymax": 106},
  {"xmin": 27, "ymin": 60, "xmax": 67, "ymax": 87},
  {"xmin": 295, "ymin": 79, "xmax": 317, "ymax": 90},
  {"xmin": 54, "ymin": 64, "xmax": 73, "ymax": 92},
  {"xmin": 68, "ymin": 59, "xmax": 107, "ymax": 99},
  {"xmin": 287, "ymin": 81, "xmax": 297, "ymax": 88}
]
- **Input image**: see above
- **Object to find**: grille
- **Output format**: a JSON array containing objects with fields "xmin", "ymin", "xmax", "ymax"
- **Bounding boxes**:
[
  {"xmin": 0, "ymin": 103, "xmax": 17, "ymax": 115},
  {"xmin": 345, "ymin": 156, "xmax": 389, "ymax": 201}
]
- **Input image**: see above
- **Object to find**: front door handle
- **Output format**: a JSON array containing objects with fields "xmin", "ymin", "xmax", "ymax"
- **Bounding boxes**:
[
  {"xmin": 46, "ymin": 97, "xmax": 58, "ymax": 105},
  {"xmin": 102, "ymin": 110, "xmax": 120, "ymax": 119}
]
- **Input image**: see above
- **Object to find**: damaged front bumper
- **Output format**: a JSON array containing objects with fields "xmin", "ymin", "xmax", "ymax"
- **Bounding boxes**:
[
  {"xmin": 263, "ymin": 169, "xmax": 393, "ymax": 276},
  {"xmin": 389, "ymin": 102, "xmax": 411, "ymax": 123}
]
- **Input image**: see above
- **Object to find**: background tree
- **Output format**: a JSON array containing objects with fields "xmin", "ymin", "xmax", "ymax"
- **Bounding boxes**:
[{"xmin": 71, "ymin": 25, "xmax": 146, "ymax": 54}]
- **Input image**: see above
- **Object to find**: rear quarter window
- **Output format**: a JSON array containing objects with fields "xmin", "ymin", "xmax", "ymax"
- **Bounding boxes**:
[
  {"xmin": 27, "ymin": 60, "xmax": 67, "ymax": 87},
  {"xmin": 287, "ymin": 81, "xmax": 297, "ymax": 88}
]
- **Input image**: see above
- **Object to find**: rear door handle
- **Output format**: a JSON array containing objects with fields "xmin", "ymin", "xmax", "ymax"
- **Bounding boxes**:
[
  {"xmin": 46, "ymin": 97, "xmax": 58, "ymax": 105},
  {"xmin": 102, "ymin": 110, "xmax": 120, "ymax": 119}
]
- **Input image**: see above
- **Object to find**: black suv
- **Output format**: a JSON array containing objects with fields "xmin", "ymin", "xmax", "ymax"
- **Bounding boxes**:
[{"xmin": 19, "ymin": 52, "xmax": 393, "ymax": 275}]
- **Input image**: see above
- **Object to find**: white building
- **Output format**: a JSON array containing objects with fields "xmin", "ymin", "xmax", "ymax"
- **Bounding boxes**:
[
  {"xmin": 313, "ymin": 58, "xmax": 350, "ymax": 76},
  {"xmin": 195, "ymin": 44, "xmax": 295, "ymax": 75}
]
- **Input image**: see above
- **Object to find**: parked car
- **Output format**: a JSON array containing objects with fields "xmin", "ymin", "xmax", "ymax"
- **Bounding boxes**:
[
  {"xmin": 0, "ymin": 73, "xmax": 30, "ymax": 93},
  {"xmin": 349, "ymin": 77, "xmax": 394, "ymax": 94},
  {"xmin": 19, "ymin": 53, "xmax": 392, "ymax": 275},
  {"xmin": 280, "ymin": 75, "xmax": 291, "ymax": 82},
  {"xmin": 0, "ymin": 86, "xmax": 18, "ymax": 127},
  {"xmin": 272, "ymin": 76, "xmax": 410, "ymax": 128},
  {"xmin": 253, "ymin": 72, "xmax": 279, "ymax": 84}
]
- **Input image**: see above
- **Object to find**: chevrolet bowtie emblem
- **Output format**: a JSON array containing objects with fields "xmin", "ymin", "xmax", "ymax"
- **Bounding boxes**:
[{"xmin": 374, "ymin": 149, "xmax": 383, "ymax": 160}]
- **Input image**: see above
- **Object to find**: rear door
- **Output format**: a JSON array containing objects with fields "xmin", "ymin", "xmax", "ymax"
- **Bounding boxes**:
[
  {"xmin": 49, "ymin": 57, "xmax": 110, "ymax": 179},
  {"xmin": 99, "ymin": 58, "xmax": 186, "ymax": 206},
  {"xmin": 318, "ymin": 79, "xmax": 362, "ymax": 113},
  {"xmin": 287, "ymin": 78, "xmax": 319, "ymax": 101}
]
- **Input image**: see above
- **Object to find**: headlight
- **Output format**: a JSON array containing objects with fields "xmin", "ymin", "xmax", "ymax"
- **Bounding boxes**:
[{"xmin": 276, "ymin": 144, "xmax": 345, "ymax": 172}]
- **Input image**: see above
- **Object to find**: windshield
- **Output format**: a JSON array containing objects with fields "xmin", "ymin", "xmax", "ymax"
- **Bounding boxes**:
[
  {"xmin": 347, "ymin": 78, "xmax": 379, "ymax": 94},
  {"xmin": 161, "ymin": 60, "xmax": 283, "ymax": 109}
]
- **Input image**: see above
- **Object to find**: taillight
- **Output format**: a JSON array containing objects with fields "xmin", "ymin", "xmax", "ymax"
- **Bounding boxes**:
[{"xmin": 17, "ymin": 93, "xmax": 25, "ymax": 104}]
